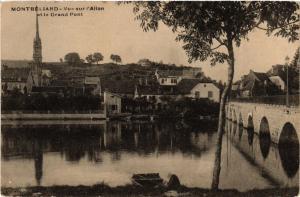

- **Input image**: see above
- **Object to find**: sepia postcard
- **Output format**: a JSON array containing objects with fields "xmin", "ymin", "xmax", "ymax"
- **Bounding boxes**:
[{"xmin": 1, "ymin": 1, "xmax": 300, "ymax": 196}]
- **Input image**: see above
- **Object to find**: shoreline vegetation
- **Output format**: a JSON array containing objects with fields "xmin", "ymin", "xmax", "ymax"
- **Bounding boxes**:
[{"xmin": 2, "ymin": 184, "xmax": 299, "ymax": 197}]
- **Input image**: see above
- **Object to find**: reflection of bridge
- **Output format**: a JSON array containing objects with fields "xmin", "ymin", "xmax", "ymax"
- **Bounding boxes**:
[{"xmin": 226, "ymin": 101, "xmax": 300, "ymax": 144}]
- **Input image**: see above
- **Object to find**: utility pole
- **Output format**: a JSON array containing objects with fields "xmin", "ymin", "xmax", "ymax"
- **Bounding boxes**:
[{"xmin": 285, "ymin": 56, "xmax": 290, "ymax": 107}]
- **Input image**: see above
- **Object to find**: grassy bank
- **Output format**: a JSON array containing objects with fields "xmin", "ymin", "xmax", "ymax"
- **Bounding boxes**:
[{"xmin": 2, "ymin": 184, "xmax": 299, "ymax": 197}]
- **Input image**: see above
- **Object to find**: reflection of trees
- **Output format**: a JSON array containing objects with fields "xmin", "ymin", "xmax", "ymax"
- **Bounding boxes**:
[{"xmin": 2, "ymin": 122, "xmax": 217, "ymax": 164}]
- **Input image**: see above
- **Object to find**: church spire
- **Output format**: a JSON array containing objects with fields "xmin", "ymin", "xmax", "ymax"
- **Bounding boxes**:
[
  {"xmin": 36, "ymin": 12, "xmax": 40, "ymax": 39},
  {"xmin": 33, "ymin": 12, "xmax": 42, "ymax": 63}
]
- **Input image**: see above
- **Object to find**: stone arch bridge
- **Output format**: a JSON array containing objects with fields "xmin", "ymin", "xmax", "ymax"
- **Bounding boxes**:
[{"xmin": 226, "ymin": 101, "xmax": 300, "ymax": 144}]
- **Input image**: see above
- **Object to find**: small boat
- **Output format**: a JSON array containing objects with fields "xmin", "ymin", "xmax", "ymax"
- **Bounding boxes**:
[{"xmin": 131, "ymin": 173, "xmax": 164, "ymax": 187}]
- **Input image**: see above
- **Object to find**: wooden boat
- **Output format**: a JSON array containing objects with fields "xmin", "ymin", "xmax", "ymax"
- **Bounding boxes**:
[{"xmin": 131, "ymin": 173, "xmax": 163, "ymax": 187}]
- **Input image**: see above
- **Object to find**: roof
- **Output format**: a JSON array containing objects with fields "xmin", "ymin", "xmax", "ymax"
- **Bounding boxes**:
[
  {"xmin": 101, "ymin": 79, "xmax": 137, "ymax": 94},
  {"xmin": 176, "ymin": 79, "xmax": 203, "ymax": 94},
  {"xmin": 104, "ymin": 91, "xmax": 123, "ymax": 98},
  {"xmin": 156, "ymin": 69, "xmax": 183, "ymax": 77},
  {"xmin": 1, "ymin": 67, "xmax": 30, "ymax": 82},
  {"xmin": 176, "ymin": 78, "xmax": 214, "ymax": 94},
  {"xmin": 251, "ymin": 71, "xmax": 270, "ymax": 82},
  {"xmin": 267, "ymin": 65, "xmax": 287, "ymax": 83}
]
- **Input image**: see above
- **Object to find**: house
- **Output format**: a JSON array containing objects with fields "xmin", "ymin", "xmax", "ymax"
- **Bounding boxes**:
[
  {"xmin": 100, "ymin": 79, "xmax": 137, "ymax": 97},
  {"xmin": 1, "ymin": 67, "xmax": 31, "ymax": 94},
  {"xmin": 267, "ymin": 64, "xmax": 287, "ymax": 91},
  {"xmin": 84, "ymin": 76, "xmax": 101, "ymax": 95},
  {"xmin": 155, "ymin": 69, "xmax": 183, "ymax": 86},
  {"xmin": 176, "ymin": 79, "xmax": 220, "ymax": 102},
  {"xmin": 138, "ymin": 59, "xmax": 152, "ymax": 67},
  {"xmin": 239, "ymin": 70, "xmax": 281, "ymax": 97},
  {"xmin": 104, "ymin": 91, "xmax": 122, "ymax": 115},
  {"xmin": 267, "ymin": 64, "xmax": 299, "ymax": 94},
  {"xmin": 134, "ymin": 78, "xmax": 220, "ymax": 104},
  {"xmin": 268, "ymin": 75, "xmax": 286, "ymax": 91}
]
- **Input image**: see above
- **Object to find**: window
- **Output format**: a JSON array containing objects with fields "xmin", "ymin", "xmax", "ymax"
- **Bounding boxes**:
[
  {"xmin": 195, "ymin": 91, "xmax": 200, "ymax": 98},
  {"xmin": 111, "ymin": 105, "xmax": 118, "ymax": 111},
  {"xmin": 161, "ymin": 79, "xmax": 165, "ymax": 84},
  {"xmin": 171, "ymin": 78, "xmax": 177, "ymax": 84},
  {"xmin": 208, "ymin": 91, "xmax": 213, "ymax": 98}
]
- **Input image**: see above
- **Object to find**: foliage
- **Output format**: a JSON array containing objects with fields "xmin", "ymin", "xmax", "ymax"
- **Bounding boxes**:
[
  {"xmin": 291, "ymin": 47, "xmax": 300, "ymax": 68},
  {"xmin": 110, "ymin": 54, "xmax": 122, "ymax": 64},
  {"xmin": 93, "ymin": 52, "xmax": 104, "ymax": 64},
  {"xmin": 86, "ymin": 54, "xmax": 95, "ymax": 64},
  {"xmin": 1, "ymin": 94, "xmax": 101, "ymax": 111},
  {"xmin": 133, "ymin": 2, "xmax": 299, "ymax": 65},
  {"xmin": 64, "ymin": 52, "xmax": 81, "ymax": 65}
]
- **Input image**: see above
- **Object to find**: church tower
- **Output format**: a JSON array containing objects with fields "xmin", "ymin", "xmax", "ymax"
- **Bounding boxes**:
[
  {"xmin": 33, "ymin": 13, "xmax": 42, "ymax": 63},
  {"xmin": 30, "ymin": 12, "xmax": 43, "ymax": 88}
]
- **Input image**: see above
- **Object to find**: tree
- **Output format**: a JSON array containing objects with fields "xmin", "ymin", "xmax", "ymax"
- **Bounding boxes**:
[
  {"xmin": 291, "ymin": 47, "xmax": 300, "ymax": 68},
  {"xmin": 131, "ymin": 2, "xmax": 299, "ymax": 189},
  {"xmin": 64, "ymin": 52, "xmax": 81, "ymax": 65},
  {"xmin": 93, "ymin": 52, "xmax": 104, "ymax": 64},
  {"xmin": 110, "ymin": 54, "xmax": 122, "ymax": 64},
  {"xmin": 85, "ymin": 54, "xmax": 94, "ymax": 64}
]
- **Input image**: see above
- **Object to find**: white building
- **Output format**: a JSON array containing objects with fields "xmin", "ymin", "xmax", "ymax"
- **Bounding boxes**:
[
  {"xmin": 135, "ymin": 78, "xmax": 220, "ymax": 104},
  {"xmin": 184, "ymin": 82, "xmax": 220, "ymax": 102},
  {"xmin": 269, "ymin": 75, "xmax": 285, "ymax": 91},
  {"xmin": 155, "ymin": 69, "xmax": 183, "ymax": 86}
]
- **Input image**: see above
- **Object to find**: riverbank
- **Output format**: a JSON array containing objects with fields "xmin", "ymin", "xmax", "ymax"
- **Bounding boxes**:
[
  {"xmin": 1, "ymin": 184, "xmax": 298, "ymax": 197},
  {"xmin": 1, "ymin": 111, "xmax": 106, "ymax": 120}
]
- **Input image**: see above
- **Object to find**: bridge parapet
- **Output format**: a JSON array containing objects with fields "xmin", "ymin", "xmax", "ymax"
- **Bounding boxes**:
[
  {"xmin": 226, "ymin": 101, "xmax": 300, "ymax": 144},
  {"xmin": 230, "ymin": 94, "xmax": 299, "ymax": 106}
]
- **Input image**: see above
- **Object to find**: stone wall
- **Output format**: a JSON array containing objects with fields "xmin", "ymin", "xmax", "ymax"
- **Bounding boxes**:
[{"xmin": 226, "ymin": 102, "xmax": 300, "ymax": 143}]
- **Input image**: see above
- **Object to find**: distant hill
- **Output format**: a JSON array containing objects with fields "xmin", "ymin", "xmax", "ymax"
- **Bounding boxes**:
[
  {"xmin": 1, "ymin": 60, "xmax": 32, "ymax": 68},
  {"xmin": 1, "ymin": 60, "xmax": 208, "ymax": 83}
]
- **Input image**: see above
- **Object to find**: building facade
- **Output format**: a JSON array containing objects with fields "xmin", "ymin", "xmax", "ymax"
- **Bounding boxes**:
[{"xmin": 104, "ymin": 91, "xmax": 122, "ymax": 115}]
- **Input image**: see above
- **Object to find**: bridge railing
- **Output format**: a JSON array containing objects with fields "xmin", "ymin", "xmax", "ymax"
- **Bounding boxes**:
[{"xmin": 229, "ymin": 94, "xmax": 299, "ymax": 106}]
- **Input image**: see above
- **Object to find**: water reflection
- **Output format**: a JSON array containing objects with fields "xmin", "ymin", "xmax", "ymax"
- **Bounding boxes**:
[
  {"xmin": 227, "ymin": 120, "xmax": 299, "ymax": 187},
  {"xmin": 1, "ymin": 121, "xmax": 217, "ymax": 188},
  {"xmin": 278, "ymin": 123, "xmax": 299, "ymax": 178},
  {"xmin": 259, "ymin": 132, "xmax": 271, "ymax": 159},
  {"xmin": 238, "ymin": 124, "xmax": 243, "ymax": 141},
  {"xmin": 2, "ymin": 120, "xmax": 299, "ymax": 191},
  {"xmin": 247, "ymin": 127, "xmax": 254, "ymax": 146}
]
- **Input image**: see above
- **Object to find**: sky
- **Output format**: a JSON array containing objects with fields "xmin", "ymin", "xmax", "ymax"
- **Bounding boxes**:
[{"xmin": 1, "ymin": 1, "xmax": 299, "ymax": 82}]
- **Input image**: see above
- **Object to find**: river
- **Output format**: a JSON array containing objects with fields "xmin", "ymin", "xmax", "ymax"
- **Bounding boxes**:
[{"xmin": 1, "ymin": 120, "xmax": 299, "ymax": 191}]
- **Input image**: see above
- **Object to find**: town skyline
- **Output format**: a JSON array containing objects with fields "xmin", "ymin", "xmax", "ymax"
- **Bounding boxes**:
[{"xmin": 2, "ymin": 1, "xmax": 299, "ymax": 82}]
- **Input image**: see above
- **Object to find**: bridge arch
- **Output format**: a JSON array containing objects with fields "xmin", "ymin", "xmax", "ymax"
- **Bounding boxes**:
[
  {"xmin": 278, "ymin": 122, "xmax": 299, "ymax": 178},
  {"xmin": 259, "ymin": 117, "xmax": 271, "ymax": 159}
]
